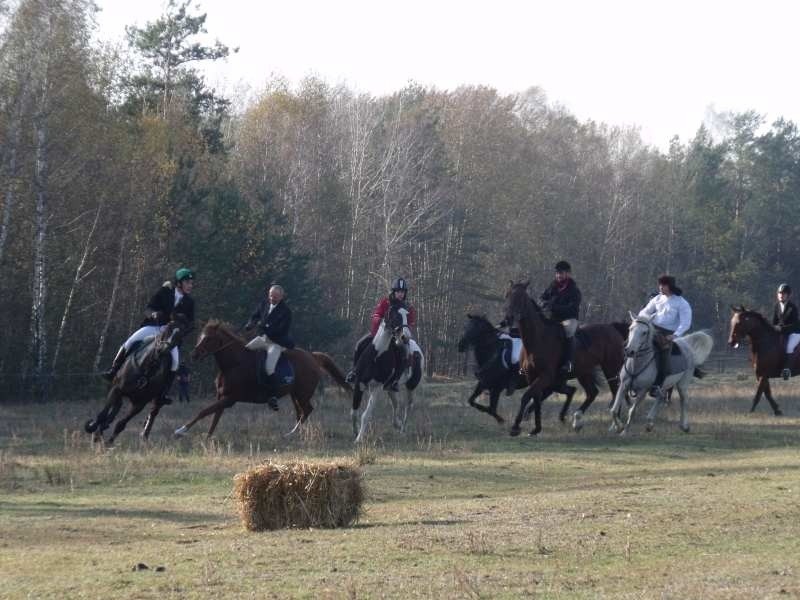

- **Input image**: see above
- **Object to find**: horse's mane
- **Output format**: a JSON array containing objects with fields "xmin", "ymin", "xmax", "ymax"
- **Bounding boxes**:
[
  {"xmin": 741, "ymin": 309, "xmax": 772, "ymax": 328},
  {"xmin": 205, "ymin": 319, "xmax": 247, "ymax": 344},
  {"xmin": 467, "ymin": 313, "xmax": 494, "ymax": 327}
]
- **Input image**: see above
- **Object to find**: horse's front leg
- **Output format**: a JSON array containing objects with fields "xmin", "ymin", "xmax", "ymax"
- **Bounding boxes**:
[
  {"xmin": 140, "ymin": 402, "xmax": 163, "ymax": 440},
  {"xmin": 572, "ymin": 376, "xmax": 598, "ymax": 431},
  {"xmin": 488, "ymin": 388, "xmax": 505, "ymax": 423},
  {"xmin": 558, "ymin": 383, "xmax": 577, "ymax": 423},
  {"xmin": 354, "ymin": 387, "xmax": 378, "ymax": 444},
  {"xmin": 175, "ymin": 393, "xmax": 230, "ymax": 437},
  {"xmin": 750, "ymin": 377, "xmax": 766, "ymax": 412},
  {"xmin": 609, "ymin": 377, "xmax": 629, "ymax": 433},
  {"xmin": 510, "ymin": 386, "xmax": 534, "ymax": 437},
  {"xmin": 108, "ymin": 401, "xmax": 148, "ymax": 444},
  {"xmin": 466, "ymin": 381, "xmax": 484, "ymax": 408},
  {"xmin": 388, "ymin": 389, "xmax": 402, "ymax": 431},
  {"xmin": 762, "ymin": 378, "xmax": 783, "ymax": 416},
  {"xmin": 351, "ymin": 385, "xmax": 364, "ymax": 438}
]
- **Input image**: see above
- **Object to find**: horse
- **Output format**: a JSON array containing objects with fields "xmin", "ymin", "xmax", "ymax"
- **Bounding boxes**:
[
  {"xmin": 351, "ymin": 304, "xmax": 424, "ymax": 443},
  {"xmin": 456, "ymin": 313, "xmax": 576, "ymax": 424},
  {"xmin": 728, "ymin": 305, "xmax": 796, "ymax": 416},
  {"xmin": 173, "ymin": 320, "xmax": 351, "ymax": 438},
  {"xmin": 503, "ymin": 281, "xmax": 627, "ymax": 436},
  {"xmin": 84, "ymin": 317, "xmax": 188, "ymax": 444},
  {"xmin": 610, "ymin": 312, "xmax": 714, "ymax": 434}
]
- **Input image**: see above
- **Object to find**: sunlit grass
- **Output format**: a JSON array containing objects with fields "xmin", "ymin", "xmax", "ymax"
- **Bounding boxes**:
[{"xmin": 1, "ymin": 373, "xmax": 798, "ymax": 598}]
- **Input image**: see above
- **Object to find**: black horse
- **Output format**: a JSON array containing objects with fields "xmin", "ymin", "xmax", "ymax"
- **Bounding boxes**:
[
  {"xmin": 85, "ymin": 317, "xmax": 188, "ymax": 444},
  {"xmin": 457, "ymin": 314, "xmax": 576, "ymax": 424}
]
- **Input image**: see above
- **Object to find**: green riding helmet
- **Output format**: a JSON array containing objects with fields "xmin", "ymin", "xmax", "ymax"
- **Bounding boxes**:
[{"xmin": 175, "ymin": 267, "xmax": 194, "ymax": 282}]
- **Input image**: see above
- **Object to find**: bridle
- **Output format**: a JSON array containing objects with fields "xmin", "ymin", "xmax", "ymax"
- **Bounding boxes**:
[{"xmin": 623, "ymin": 318, "xmax": 656, "ymax": 380}]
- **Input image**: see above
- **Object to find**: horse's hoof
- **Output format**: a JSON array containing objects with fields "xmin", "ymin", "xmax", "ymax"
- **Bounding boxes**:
[
  {"xmin": 774, "ymin": 410, "xmax": 783, "ymax": 417},
  {"xmin": 493, "ymin": 415, "xmax": 505, "ymax": 424},
  {"xmin": 174, "ymin": 425, "xmax": 188, "ymax": 437},
  {"xmin": 680, "ymin": 425, "xmax": 690, "ymax": 433},
  {"xmin": 645, "ymin": 422, "xmax": 654, "ymax": 433},
  {"xmin": 509, "ymin": 427, "xmax": 521, "ymax": 437},
  {"xmin": 527, "ymin": 429, "xmax": 540, "ymax": 437},
  {"xmin": 84, "ymin": 419, "xmax": 98, "ymax": 434}
]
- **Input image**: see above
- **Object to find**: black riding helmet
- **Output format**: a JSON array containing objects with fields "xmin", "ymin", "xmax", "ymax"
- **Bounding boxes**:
[
  {"xmin": 391, "ymin": 277, "xmax": 409, "ymax": 292},
  {"xmin": 554, "ymin": 260, "xmax": 571, "ymax": 273},
  {"xmin": 778, "ymin": 283, "xmax": 792, "ymax": 294}
]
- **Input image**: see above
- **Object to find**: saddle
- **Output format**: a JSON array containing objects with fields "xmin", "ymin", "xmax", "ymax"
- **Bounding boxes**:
[
  {"xmin": 119, "ymin": 338, "xmax": 167, "ymax": 390},
  {"xmin": 254, "ymin": 350, "xmax": 295, "ymax": 387}
]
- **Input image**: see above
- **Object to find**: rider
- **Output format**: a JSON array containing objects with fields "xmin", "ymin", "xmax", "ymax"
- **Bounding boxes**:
[
  {"xmin": 345, "ymin": 277, "xmax": 417, "ymax": 389},
  {"xmin": 638, "ymin": 274, "xmax": 692, "ymax": 398},
  {"xmin": 772, "ymin": 283, "xmax": 800, "ymax": 380},
  {"xmin": 540, "ymin": 260, "xmax": 581, "ymax": 374},
  {"xmin": 245, "ymin": 284, "xmax": 295, "ymax": 411},
  {"xmin": 102, "ymin": 267, "xmax": 196, "ymax": 404}
]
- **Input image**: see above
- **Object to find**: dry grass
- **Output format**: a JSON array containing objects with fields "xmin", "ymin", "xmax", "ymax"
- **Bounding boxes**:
[
  {"xmin": 0, "ymin": 372, "xmax": 799, "ymax": 598},
  {"xmin": 233, "ymin": 460, "xmax": 363, "ymax": 530}
]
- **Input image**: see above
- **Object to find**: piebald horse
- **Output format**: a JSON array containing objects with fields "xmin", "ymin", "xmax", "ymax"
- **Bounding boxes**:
[{"xmin": 351, "ymin": 304, "xmax": 424, "ymax": 443}]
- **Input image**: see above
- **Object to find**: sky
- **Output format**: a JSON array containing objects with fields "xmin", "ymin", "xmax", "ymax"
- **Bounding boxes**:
[{"xmin": 94, "ymin": 0, "xmax": 800, "ymax": 150}]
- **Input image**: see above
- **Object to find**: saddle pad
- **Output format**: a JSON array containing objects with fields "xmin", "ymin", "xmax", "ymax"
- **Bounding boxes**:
[
  {"xmin": 275, "ymin": 354, "xmax": 294, "ymax": 385},
  {"xmin": 130, "ymin": 337, "xmax": 156, "ymax": 369},
  {"xmin": 787, "ymin": 333, "xmax": 800, "ymax": 354},
  {"xmin": 498, "ymin": 334, "xmax": 523, "ymax": 368}
]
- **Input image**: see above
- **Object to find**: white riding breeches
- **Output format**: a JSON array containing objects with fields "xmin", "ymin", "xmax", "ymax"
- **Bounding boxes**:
[
  {"xmin": 245, "ymin": 335, "xmax": 284, "ymax": 375},
  {"xmin": 121, "ymin": 325, "xmax": 179, "ymax": 371},
  {"xmin": 562, "ymin": 319, "xmax": 578, "ymax": 338}
]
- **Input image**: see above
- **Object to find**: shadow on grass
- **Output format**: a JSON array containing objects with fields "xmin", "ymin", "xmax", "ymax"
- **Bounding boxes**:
[
  {"xmin": 353, "ymin": 518, "xmax": 469, "ymax": 529},
  {"xmin": 0, "ymin": 500, "xmax": 222, "ymax": 524}
]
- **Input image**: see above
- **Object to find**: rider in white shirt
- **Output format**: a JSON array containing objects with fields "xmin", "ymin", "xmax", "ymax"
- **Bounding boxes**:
[{"xmin": 638, "ymin": 274, "xmax": 692, "ymax": 398}]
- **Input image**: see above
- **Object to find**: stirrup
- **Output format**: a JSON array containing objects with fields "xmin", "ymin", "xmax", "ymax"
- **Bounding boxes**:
[
  {"xmin": 781, "ymin": 368, "xmax": 791, "ymax": 380},
  {"xmin": 267, "ymin": 396, "xmax": 279, "ymax": 411},
  {"xmin": 345, "ymin": 370, "xmax": 356, "ymax": 384}
]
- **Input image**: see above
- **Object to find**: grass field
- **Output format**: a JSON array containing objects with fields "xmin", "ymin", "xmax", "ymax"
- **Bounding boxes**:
[{"xmin": 1, "ymin": 373, "xmax": 799, "ymax": 599}]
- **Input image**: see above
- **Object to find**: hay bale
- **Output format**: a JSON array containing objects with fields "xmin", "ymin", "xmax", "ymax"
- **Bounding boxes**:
[{"xmin": 233, "ymin": 461, "xmax": 364, "ymax": 531}]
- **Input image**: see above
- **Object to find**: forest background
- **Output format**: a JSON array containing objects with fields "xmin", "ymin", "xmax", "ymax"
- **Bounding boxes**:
[{"xmin": 2, "ymin": 0, "xmax": 798, "ymax": 399}]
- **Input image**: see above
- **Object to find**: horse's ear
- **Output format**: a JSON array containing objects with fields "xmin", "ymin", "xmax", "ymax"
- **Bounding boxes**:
[
  {"xmin": 508, "ymin": 280, "xmax": 514, "ymax": 288},
  {"xmin": 466, "ymin": 312, "xmax": 473, "ymax": 319},
  {"xmin": 731, "ymin": 304, "xmax": 742, "ymax": 313},
  {"xmin": 628, "ymin": 310, "xmax": 636, "ymax": 321}
]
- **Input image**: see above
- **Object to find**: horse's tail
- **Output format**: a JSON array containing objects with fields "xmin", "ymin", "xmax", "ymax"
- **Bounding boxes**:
[
  {"xmin": 311, "ymin": 352, "xmax": 353, "ymax": 394},
  {"xmin": 681, "ymin": 331, "xmax": 714, "ymax": 367}
]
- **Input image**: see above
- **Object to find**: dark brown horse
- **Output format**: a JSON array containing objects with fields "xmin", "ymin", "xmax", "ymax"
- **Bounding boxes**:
[
  {"xmin": 85, "ymin": 317, "xmax": 188, "ymax": 444},
  {"xmin": 504, "ymin": 281, "xmax": 627, "ymax": 436},
  {"xmin": 174, "ymin": 321, "xmax": 351, "ymax": 438},
  {"xmin": 728, "ymin": 305, "xmax": 794, "ymax": 415}
]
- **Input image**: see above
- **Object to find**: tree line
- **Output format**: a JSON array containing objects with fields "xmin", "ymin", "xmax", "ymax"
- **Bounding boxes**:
[{"xmin": 2, "ymin": 0, "xmax": 799, "ymax": 400}]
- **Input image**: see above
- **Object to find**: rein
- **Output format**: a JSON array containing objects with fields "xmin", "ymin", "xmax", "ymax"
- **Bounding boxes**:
[{"xmin": 623, "ymin": 320, "xmax": 657, "ymax": 382}]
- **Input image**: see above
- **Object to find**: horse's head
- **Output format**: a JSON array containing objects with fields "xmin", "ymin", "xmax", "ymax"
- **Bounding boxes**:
[
  {"xmin": 729, "ymin": 305, "xmax": 763, "ymax": 348},
  {"xmin": 504, "ymin": 280, "xmax": 531, "ymax": 328},
  {"xmin": 458, "ymin": 313, "xmax": 495, "ymax": 352},
  {"xmin": 385, "ymin": 304, "xmax": 412, "ymax": 344},
  {"xmin": 625, "ymin": 311, "xmax": 654, "ymax": 358},
  {"xmin": 192, "ymin": 320, "xmax": 240, "ymax": 360}
]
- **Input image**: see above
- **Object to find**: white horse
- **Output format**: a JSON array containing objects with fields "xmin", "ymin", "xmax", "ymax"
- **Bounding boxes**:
[
  {"xmin": 352, "ymin": 307, "xmax": 425, "ymax": 444},
  {"xmin": 610, "ymin": 312, "xmax": 713, "ymax": 434}
]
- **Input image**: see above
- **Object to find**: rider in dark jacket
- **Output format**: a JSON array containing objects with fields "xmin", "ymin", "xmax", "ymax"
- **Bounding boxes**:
[
  {"xmin": 540, "ymin": 260, "xmax": 581, "ymax": 373},
  {"xmin": 773, "ymin": 283, "xmax": 800, "ymax": 379}
]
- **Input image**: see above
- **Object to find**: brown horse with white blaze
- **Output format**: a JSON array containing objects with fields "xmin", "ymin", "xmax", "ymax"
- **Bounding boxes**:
[
  {"xmin": 728, "ymin": 305, "xmax": 795, "ymax": 415},
  {"xmin": 174, "ymin": 320, "xmax": 351, "ymax": 437}
]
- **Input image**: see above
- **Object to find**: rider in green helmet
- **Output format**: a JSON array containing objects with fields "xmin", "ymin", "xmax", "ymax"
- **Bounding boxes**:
[{"xmin": 101, "ymin": 267, "xmax": 196, "ymax": 404}]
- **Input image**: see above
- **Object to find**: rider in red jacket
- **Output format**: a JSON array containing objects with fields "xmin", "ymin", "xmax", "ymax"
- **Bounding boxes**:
[{"xmin": 346, "ymin": 277, "xmax": 416, "ymax": 385}]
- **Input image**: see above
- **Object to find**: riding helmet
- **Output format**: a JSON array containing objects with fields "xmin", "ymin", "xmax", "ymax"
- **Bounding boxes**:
[
  {"xmin": 778, "ymin": 283, "xmax": 792, "ymax": 294},
  {"xmin": 554, "ymin": 260, "xmax": 571, "ymax": 273},
  {"xmin": 175, "ymin": 267, "xmax": 194, "ymax": 282},
  {"xmin": 391, "ymin": 277, "xmax": 409, "ymax": 292}
]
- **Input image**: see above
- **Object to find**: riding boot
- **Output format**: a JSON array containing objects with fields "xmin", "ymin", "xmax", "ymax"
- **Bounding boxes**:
[
  {"xmin": 781, "ymin": 354, "xmax": 792, "ymax": 380},
  {"xmin": 263, "ymin": 373, "xmax": 280, "ymax": 411},
  {"xmin": 158, "ymin": 370, "xmax": 176, "ymax": 405},
  {"xmin": 347, "ymin": 334, "xmax": 373, "ymax": 384},
  {"xmin": 102, "ymin": 347, "xmax": 128, "ymax": 382},
  {"xmin": 650, "ymin": 344, "xmax": 671, "ymax": 398}
]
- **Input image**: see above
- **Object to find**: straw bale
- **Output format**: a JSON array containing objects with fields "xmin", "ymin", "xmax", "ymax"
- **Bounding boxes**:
[{"xmin": 233, "ymin": 460, "xmax": 364, "ymax": 531}]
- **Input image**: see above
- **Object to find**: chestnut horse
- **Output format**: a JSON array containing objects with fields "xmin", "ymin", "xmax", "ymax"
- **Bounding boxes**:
[
  {"xmin": 173, "ymin": 321, "xmax": 351, "ymax": 438},
  {"xmin": 503, "ymin": 281, "xmax": 627, "ymax": 436},
  {"xmin": 85, "ymin": 317, "xmax": 188, "ymax": 444},
  {"xmin": 728, "ymin": 306, "xmax": 795, "ymax": 415}
]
